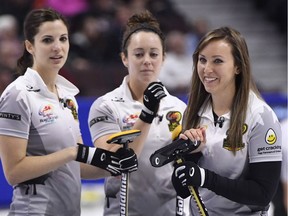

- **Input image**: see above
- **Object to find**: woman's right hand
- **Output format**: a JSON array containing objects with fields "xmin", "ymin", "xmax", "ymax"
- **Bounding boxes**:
[
  {"xmin": 139, "ymin": 82, "xmax": 167, "ymax": 124},
  {"xmin": 179, "ymin": 127, "xmax": 207, "ymax": 153}
]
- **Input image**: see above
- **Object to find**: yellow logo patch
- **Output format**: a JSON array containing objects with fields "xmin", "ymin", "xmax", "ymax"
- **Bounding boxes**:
[
  {"xmin": 242, "ymin": 124, "xmax": 248, "ymax": 134},
  {"xmin": 265, "ymin": 128, "xmax": 277, "ymax": 145}
]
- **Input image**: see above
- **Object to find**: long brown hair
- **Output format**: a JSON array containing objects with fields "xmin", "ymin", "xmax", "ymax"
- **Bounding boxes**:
[{"xmin": 183, "ymin": 26, "xmax": 261, "ymax": 152}]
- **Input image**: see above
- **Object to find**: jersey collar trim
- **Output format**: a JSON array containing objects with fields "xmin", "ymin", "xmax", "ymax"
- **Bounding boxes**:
[{"xmin": 24, "ymin": 68, "xmax": 79, "ymax": 97}]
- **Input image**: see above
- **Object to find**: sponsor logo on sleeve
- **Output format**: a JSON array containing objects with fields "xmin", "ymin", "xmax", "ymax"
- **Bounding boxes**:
[
  {"xmin": 89, "ymin": 116, "xmax": 108, "ymax": 127},
  {"xmin": 0, "ymin": 112, "xmax": 21, "ymax": 121},
  {"xmin": 257, "ymin": 128, "xmax": 281, "ymax": 155},
  {"xmin": 265, "ymin": 128, "xmax": 277, "ymax": 145}
]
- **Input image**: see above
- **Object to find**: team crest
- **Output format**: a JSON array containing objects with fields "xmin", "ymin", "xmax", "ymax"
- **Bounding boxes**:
[
  {"xmin": 222, "ymin": 124, "xmax": 247, "ymax": 151},
  {"xmin": 242, "ymin": 124, "xmax": 248, "ymax": 134},
  {"xmin": 65, "ymin": 98, "xmax": 78, "ymax": 120},
  {"xmin": 223, "ymin": 139, "xmax": 245, "ymax": 151},
  {"xmin": 166, "ymin": 111, "xmax": 182, "ymax": 132}
]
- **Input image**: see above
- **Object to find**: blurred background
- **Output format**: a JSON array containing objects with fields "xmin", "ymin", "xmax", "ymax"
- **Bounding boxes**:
[{"xmin": 0, "ymin": 0, "xmax": 286, "ymax": 215}]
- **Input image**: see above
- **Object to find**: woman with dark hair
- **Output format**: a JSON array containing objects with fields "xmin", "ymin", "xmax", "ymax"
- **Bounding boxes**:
[
  {"xmin": 171, "ymin": 26, "xmax": 282, "ymax": 215},
  {"xmin": 0, "ymin": 8, "xmax": 137, "ymax": 216},
  {"xmin": 88, "ymin": 10, "xmax": 187, "ymax": 215}
]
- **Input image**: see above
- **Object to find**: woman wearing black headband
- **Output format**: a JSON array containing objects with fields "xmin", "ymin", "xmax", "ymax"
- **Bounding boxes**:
[{"xmin": 88, "ymin": 10, "xmax": 187, "ymax": 215}]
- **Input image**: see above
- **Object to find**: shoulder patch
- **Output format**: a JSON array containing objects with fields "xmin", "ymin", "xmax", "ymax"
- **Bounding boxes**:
[
  {"xmin": 89, "ymin": 116, "xmax": 108, "ymax": 127},
  {"xmin": 265, "ymin": 128, "xmax": 277, "ymax": 145},
  {"xmin": 0, "ymin": 112, "xmax": 21, "ymax": 121}
]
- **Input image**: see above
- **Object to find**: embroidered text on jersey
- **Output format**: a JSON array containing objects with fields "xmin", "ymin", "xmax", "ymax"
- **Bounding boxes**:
[
  {"xmin": 0, "ymin": 112, "xmax": 21, "ymax": 121},
  {"xmin": 90, "ymin": 116, "xmax": 109, "ymax": 127}
]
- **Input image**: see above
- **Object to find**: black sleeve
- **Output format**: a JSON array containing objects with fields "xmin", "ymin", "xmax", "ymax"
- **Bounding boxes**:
[{"xmin": 203, "ymin": 161, "xmax": 281, "ymax": 206}]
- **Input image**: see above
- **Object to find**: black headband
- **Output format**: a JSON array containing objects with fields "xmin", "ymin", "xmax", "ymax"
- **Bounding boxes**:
[{"xmin": 122, "ymin": 23, "xmax": 164, "ymax": 51}]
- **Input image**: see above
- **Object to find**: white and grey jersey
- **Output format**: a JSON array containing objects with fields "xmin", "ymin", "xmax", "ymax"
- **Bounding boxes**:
[
  {"xmin": 88, "ymin": 76, "xmax": 187, "ymax": 216},
  {"xmin": 281, "ymin": 119, "xmax": 288, "ymax": 182},
  {"xmin": 0, "ymin": 68, "xmax": 82, "ymax": 216},
  {"xmin": 190, "ymin": 91, "xmax": 282, "ymax": 216}
]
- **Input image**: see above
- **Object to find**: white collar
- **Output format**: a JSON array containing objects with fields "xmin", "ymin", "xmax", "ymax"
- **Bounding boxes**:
[{"xmin": 23, "ymin": 68, "xmax": 79, "ymax": 97}]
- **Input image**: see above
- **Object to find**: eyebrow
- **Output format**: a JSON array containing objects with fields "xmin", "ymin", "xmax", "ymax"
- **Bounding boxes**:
[
  {"xmin": 133, "ymin": 48, "xmax": 160, "ymax": 52},
  {"xmin": 42, "ymin": 33, "xmax": 68, "ymax": 38},
  {"xmin": 199, "ymin": 54, "xmax": 224, "ymax": 58}
]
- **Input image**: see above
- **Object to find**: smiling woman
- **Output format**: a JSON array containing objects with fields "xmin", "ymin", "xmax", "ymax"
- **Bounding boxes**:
[{"xmin": 171, "ymin": 26, "xmax": 282, "ymax": 216}]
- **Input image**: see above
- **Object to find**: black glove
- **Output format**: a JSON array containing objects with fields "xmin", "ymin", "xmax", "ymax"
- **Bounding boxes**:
[
  {"xmin": 139, "ymin": 82, "xmax": 167, "ymax": 123},
  {"xmin": 171, "ymin": 173, "xmax": 191, "ymax": 199},
  {"xmin": 76, "ymin": 144, "xmax": 138, "ymax": 176},
  {"xmin": 115, "ymin": 147, "xmax": 138, "ymax": 173},
  {"xmin": 172, "ymin": 161, "xmax": 205, "ymax": 188}
]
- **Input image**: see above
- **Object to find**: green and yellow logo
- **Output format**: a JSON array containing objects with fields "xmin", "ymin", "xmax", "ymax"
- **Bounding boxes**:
[{"xmin": 222, "ymin": 124, "xmax": 248, "ymax": 151}]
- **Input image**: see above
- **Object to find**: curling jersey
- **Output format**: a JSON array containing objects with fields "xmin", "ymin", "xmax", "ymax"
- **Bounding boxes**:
[
  {"xmin": 281, "ymin": 119, "xmax": 288, "ymax": 182},
  {"xmin": 190, "ymin": 91, "xmax": 282, "ymax": 216},
  {"xmin": 0, "ymin": 68, "xmax": 82, "ymax": 216},
  {"xmin": 88, "ymin": 76, "xmax": 187, "ymax": 216}
]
